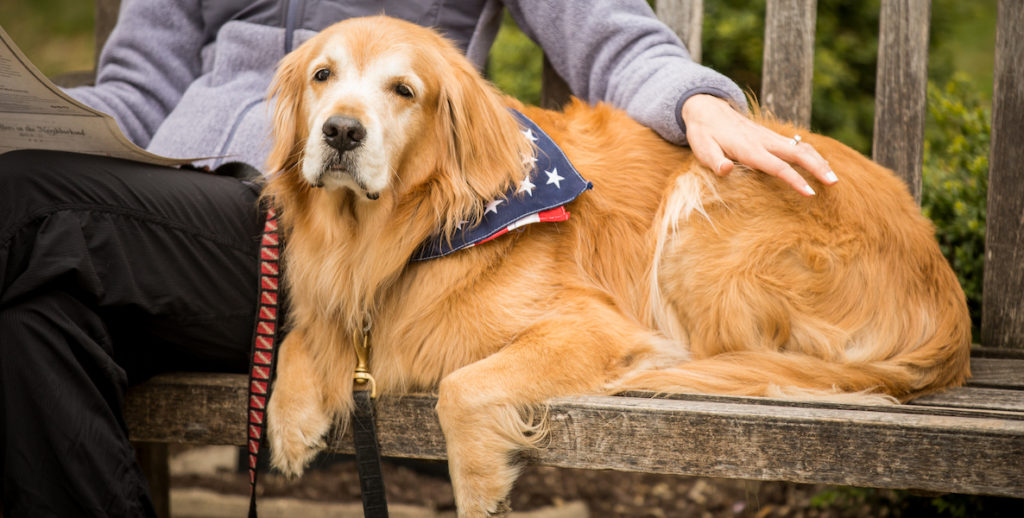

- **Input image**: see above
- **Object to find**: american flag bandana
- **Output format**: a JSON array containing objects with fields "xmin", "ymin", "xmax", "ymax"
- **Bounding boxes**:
[{"xmin": 413, "ymin": 109, "xmax": 592, "ymax": 261}]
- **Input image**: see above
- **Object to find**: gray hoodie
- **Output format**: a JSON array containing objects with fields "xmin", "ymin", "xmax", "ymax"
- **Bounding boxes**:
[{"xmin": 68, "ymin": 0, "xmax": 746, "ymax": 172}]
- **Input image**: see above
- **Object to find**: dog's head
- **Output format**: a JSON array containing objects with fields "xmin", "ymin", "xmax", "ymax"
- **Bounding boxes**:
[{"xmin": 266, "ymin": 16, "xmax": 532, "ymax": 232}]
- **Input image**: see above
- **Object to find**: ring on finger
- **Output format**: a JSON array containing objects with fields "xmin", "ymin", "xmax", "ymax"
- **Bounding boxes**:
[{"xmin": 788, "ymin": 134, "xmax": 802, "ymax": 146}]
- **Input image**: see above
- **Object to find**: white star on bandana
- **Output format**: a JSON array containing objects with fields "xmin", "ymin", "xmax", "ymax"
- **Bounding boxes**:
[
  {"xmin": 518, "ymin": 175, "xmax": 536, "ymax": 196},
  {"xmin": 413, "ymin": 109, "xmax": 592, "ymax": 261},
  {"xmin": 545, "ymin": 167, "xmax": 564, "ymax": 189},
  {"xmin": 522, "ymin": 152, "xmax": 538, "ymax": 169},
  {"xmin": 485, "ymin": 199, "xmax": 503, "ymax": 214}
]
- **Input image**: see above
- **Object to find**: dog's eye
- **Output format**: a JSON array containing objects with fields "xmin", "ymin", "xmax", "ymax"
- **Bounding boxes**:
[
  {"xmin": 394, "ymin": 83, "xmax": 414, "ymax": 99},
  {"xmin": 313, "ymin": 68, "xmax": 331, "ymax": 82}
]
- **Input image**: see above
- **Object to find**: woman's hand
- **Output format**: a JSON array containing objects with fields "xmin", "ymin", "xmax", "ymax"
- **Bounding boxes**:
[{"xmin": 681, "ymin": 94, "xmax": 837, "ymax": 196}]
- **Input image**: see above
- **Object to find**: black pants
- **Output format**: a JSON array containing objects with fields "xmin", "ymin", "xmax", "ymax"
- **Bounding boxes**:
[{"xmin": 0, "ymin": 150, "xmax": 263, "ymax": 517}]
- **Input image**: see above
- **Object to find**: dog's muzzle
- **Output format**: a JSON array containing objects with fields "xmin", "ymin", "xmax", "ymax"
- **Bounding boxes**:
[
  {"xmin": 310, "ymin": 115, "xmax": 380, "ymax": 199},
  {"xmin": 323, "ymin": 115, "xmax": 365, "ymax": 152}
]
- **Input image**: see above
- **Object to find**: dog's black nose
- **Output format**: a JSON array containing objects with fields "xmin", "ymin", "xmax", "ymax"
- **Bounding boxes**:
[{"xmin": 322, "ymin": 116, "xmax": 366, "ymax": 152}]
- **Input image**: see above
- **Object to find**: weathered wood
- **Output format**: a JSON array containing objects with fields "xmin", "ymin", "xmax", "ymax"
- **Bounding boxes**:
[
  {"xmin": 94, "ymin": 0, "xmax": 121, "ymax": 68},
  {"xmin": 540, "ymin": 55, "xmax": 572, "ymax": 110},
  {"xmin": 656, "ymin": 0, "xmax": 704, "ymax": 63},
  {"xmin": 761, "ymin": 0, "xmax": 817, "ymax": 126},
  {"xmin": 968, "ymin": 358, "xmax": 1024, "ymax": 389},
  {"xmin": 532, "ymin": 395, "xmax": 1023, "ymax": 498},
  {"xmin": 982, "ymin": 0, "xmax": 1024, "ymax": 350},
  {"xmin": 126, "ymin": 373, "xmax": 1024, "ymax": 498},
  {"xmin": 912, "ymin": 387, "xmax": 1024, "ymax": 413},
  {"xmin": 872, "ymin": 0, "xmax": 931, "ymax": 203},
  {"xmin": 126, "ymin": 373, "xmax": 248, "ymax": 443}
]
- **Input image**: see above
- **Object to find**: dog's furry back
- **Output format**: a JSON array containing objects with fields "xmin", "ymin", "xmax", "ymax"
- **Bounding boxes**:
[{"xmin": 513, "ymin": 100, "xmax": 971, "ymax": 402}]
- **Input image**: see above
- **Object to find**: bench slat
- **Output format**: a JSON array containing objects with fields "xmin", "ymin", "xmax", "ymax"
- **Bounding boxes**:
[
  {"xmin": 623, "ymin": 389, "xmax": 1024, "ymax": 419},
  {"xmin": 872, "ymin": 0, "xmax": 931, "ymax": 203},
  {"xmin": 126, "ymin": 373, "xmax": 1024, "ymax": 498},
  {"xmin": 982, "ymin": 0, "xmax": 1024, "ymax": 350},
  {"xmin": 656, "ymin": 0, "xmax": 704, "ymax": 63},
  {"xmin": 761, "ymin": 0, "xmax": 817, "ymax": 126},
  {"xmin": 968, "ymin": 357, "xmax": 1024, "ymax": 389},
  {"xmin": 534, "ymin": 395, "xmax": 1023, "ymax": 498},
  {"xmin": 94, "ymin": 0, "xmax": 121, "ymax": 69},
  {"xmin": 912, "ymin": 387, "xmax": 1024, "ymax": 413}
]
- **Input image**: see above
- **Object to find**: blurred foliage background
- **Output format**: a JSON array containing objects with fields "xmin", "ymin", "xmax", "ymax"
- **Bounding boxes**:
[{"xmin": 0, "ymin": 0, "xmax": 996, "ymax": 332}]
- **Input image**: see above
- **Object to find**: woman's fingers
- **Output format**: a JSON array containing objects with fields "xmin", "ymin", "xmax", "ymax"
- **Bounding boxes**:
[
  {"xmin": 687, "ymin": 130, "xmax": 735, "ymax": 176},
  {"xmin": 681, "ymin": 94, "xmax": 839, "ymax": 196},
  {"xmin": 766, "ymin": 130, "xmax": 837, "ymax": 185},
  {"xmin": 732, "ymin": 146, "xmax": 816, "ymax": 196}
]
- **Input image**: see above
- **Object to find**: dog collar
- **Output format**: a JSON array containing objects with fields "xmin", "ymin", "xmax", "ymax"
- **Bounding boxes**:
[{"xmin": 413, "ymin": 109, "xmax": 592, "ymax": 261}]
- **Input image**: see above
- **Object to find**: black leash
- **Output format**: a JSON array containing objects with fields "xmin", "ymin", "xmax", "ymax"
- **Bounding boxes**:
[
  {"xmin": 352, "ymin": 327, "xmax": 390, "ymax": 517},
  {"xmin": 353, "ymin": 390, "xmax": 389, "ymax": 517},
  {"xmin": 244, "ymin": 207, "xmax": 389, "ymax": 518}
]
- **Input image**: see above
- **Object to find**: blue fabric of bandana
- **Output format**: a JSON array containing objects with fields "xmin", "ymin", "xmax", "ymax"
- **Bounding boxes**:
[{"xmin": 413, "ymin": 109, "xmax": 593, "ymax": 261}]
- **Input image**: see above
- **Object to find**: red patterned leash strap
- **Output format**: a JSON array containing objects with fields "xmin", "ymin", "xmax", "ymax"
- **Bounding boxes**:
[{"xmin": 247, "ymin": 207, "xmax": 282, "ymax": 518}]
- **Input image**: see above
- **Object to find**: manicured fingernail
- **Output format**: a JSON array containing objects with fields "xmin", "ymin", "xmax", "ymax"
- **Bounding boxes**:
[
  {"xmin": 717, "ymin": 159, "xmax": 732, "ymax": 174},
  {"xmin": 825, "ymin": 171, "xmax": 839, "ymax": 183},
  {"xmin": 803, "ymin": 184, "xmax": 816, "ymax": 196}
]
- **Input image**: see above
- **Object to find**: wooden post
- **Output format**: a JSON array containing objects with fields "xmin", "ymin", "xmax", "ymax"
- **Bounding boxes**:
[
  {"xmin": 656, "ymin": 0, "xmax": 704, "ymax": 63},
  {"xmin": 94, "ymin": 0, "xmax": 121, "ymax": 69},
  {"xmin": 983, "ymin": 0, "xmax": 1024, "ymax": 350},
  {"xmin": 761, "ymin": 0, "xmax": 817, "ymax": 126},
  {"xmin": 134, "ymin": 442, "xmax": 170, "ymax": 518},
  {"xmin": 872, "ymin": 0, "xmax": 931, "ymax": 203}
]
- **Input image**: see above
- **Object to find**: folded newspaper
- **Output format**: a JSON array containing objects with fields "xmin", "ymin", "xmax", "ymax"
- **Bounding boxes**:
[{"xmin": 0, "ymin": 26, "xmax": 196, "ymax": 166}]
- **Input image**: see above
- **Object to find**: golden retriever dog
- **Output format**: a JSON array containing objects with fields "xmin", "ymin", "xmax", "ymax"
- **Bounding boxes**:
[{"xmin": 262, "ymin": 16, "xmax": 971, "ymax": 517}]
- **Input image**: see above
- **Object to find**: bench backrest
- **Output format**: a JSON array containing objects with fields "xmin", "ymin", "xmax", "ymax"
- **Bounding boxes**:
[{"xmin": 92, "ymin": 0, "xmax": 1023, "ymax": 350}]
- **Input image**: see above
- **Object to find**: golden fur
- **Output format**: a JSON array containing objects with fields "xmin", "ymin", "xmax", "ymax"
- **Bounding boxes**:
[{"xmin": 262, "ymin": 16, "xmax": 971, "ymax": 517}]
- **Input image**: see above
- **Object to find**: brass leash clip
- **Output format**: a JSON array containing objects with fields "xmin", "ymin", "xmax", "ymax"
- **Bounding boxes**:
[{"xmin": 352, "ymin": 330, "xmax": 377, "ymax": 398}]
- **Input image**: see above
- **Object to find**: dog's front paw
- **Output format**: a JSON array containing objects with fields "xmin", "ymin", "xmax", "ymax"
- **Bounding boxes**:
[
  {"xmin": 488, "ymin": 499, "xmax": 512, "ymax": 517},
  {"xmin": 454, "ymin": 497, "xmax": 511, "ymax": 518},
  {"xmin": 267, "ymin": 392, "xmax": 332, "ymax": 478}
]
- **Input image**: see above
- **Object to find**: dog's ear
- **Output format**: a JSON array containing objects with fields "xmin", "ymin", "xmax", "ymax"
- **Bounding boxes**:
[
  {"xmin": 432, "ymin": 56, "xmax": 533, "ymax": 229},
  {"xmin": 266, "ymin": 47, "xmax": 311, "ymax": 176}
]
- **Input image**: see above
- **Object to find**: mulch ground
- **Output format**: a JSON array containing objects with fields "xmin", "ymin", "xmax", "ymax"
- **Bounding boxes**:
[{"xmin": 171, "ymin": 453, "xmax": 1023, "ymax": 517}]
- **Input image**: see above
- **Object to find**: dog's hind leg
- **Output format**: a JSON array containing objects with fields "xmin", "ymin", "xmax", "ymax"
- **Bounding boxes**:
[{"xmin": 435, "ymin": 289, "xmax": 682, "ymax": 517}]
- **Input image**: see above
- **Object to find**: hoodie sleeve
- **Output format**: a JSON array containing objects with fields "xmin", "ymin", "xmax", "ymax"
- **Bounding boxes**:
[
  {"xmin": 501, "ymin": 0, "xmax": 747, "ymax": 145},
  {"xmin": 64, "ymin": 0, "xmax": 205, "ymax": 148}
]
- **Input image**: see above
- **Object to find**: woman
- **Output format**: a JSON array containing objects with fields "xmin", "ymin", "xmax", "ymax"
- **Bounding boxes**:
[{"xmin": 0, "ymin": 1, "xmax": 832, "ymax": 516}]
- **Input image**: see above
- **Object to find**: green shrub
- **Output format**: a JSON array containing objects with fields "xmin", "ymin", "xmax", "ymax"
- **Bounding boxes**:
[
  {"xmin": 487, "ymin": 13, "xmax": 542, "ymax": 106},
  {"xmin": 921, "ymin": 75, "xmax": 990, "ymax": 333}
]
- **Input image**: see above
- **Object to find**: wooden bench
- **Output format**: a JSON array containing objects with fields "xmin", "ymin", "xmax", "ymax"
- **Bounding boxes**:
[{"xmin": 67, "ymin": 0, "xmax": 1023, "ymax": 516}]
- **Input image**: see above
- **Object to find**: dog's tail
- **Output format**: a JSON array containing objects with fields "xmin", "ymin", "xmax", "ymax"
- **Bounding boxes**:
[
  {"xmin": 611, "ymin": 350, "xmax": 931, "ymax": 405},
  {"xmin": 612, "ymin": 276, "xmax": 972, "ymax": 404},
  {"xmin": 611, "ymin": 311, "xmax": 971, "ymax": 404}
]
